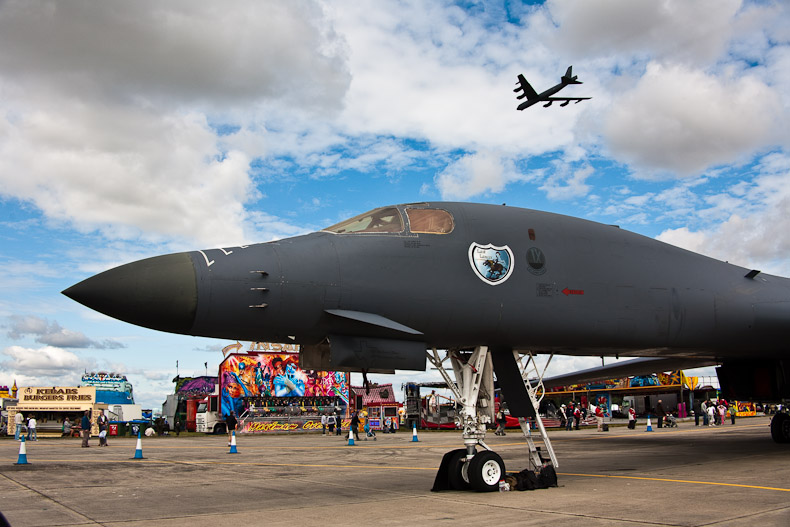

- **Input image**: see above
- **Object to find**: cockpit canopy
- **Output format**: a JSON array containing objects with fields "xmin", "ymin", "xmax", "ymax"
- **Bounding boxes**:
[{"xmin": 324, "ymin": 206, "xmax": 454, "ymax": 235}]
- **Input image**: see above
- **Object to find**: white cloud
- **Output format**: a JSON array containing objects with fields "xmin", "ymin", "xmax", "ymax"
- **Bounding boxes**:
[
  {"xmin": 539, "ymin": 163, "xmax": 594, "ymax": 200},
  {"xmin": 657, "ymin": 154, "xmax": 790, "ymax": 275},
  {"xmin": 0, "ymin": 106, "xmax": 262, "ymax": 247},
  {"xmin": 1, "ymin": 345, "xmax": 94, "ymax": 377},
  {"xmin": 0, "ymin": 0, "xmax": 349, "ymax": 248},
  {"xmin": 549, "ymin": 0, "xmax": 740, "ymax": 65},
  {"xmin": 604, "ymin": 62, "xmax": 783, "ymax": 176},
  {"xmin": 326, "ymin": 1, "xmax": 586, "ymax": 156},
  {"xmin": 0, "ymin": 0, "xmax": 349, "ymax": 109},
  {"xmin": 5, "ymin": 315, "xmax": 125, "ymax": 349},
  {"xmin": 435, "ymin": 151, "xmax": 520, "ymax": 200}
]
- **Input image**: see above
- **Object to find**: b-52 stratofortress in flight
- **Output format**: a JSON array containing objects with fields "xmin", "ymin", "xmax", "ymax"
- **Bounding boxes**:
[
  {"xmin": 515, "ymin": 66, "xmax": 591, "ymax": 110},
  {"xmin": 64, "ymin": 202, "xmax": 790, "ymax": 491}
]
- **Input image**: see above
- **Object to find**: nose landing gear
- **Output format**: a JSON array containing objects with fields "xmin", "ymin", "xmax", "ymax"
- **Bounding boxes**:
[{"xmin": 429, "ymin": 346, "xmax": 557, "ymax": 492}]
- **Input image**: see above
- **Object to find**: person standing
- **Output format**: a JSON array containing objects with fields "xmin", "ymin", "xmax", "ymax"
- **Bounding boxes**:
[
  {"xmin": 628, "ymin": 407, "xmax": 637, "ymax": 429},
  {"xmin": 321, "ymin": 413, "xmax": 328, "ymax": 435},
  {"xmin": 335, "ymin": 406, "xmax": 344, "ymax": 436},
  {"xmin": 693, "ymin": 399, "xmax": 702, "ymax": 426},
  {"xmin": 701, "ymin": 400, "xmax": 709, "ymax": 426},
  {"xmin": 81, "ymin": 410, "xmax": 92, "ymax": 447},
  {"xmin": 565, "ymin": 403, "xmax": 574, "ymax": 431},
  {"xmin": 495, "ymin": 407, "xmax": 507, "ymax": 436},
  {"xmin": 707, "ymin": 402, "xmax": 716, "ymax": 426},
  {"xmin": 428, "ymin": 390, "xmax": 438, "ymax": 415},
  {"xmin": 729, "ymin": 403, "xmax": 736, "ymax": 425},
  {"xmin": 63, "ymin": 417, "xmax": 72, "ymax": 438},
  {"xmin": 349, "ymin": 411, "xmax": 360, "ymax": 440},
  {"xmin": 328, "ymin": 414, "xmax": 336, "ymax": 435},
  {"xmin": 13, "ymin": 411, "xmax": 24, "ymax": 441},
  {"xmin": 558, "ymin": 405, "xmax": 567, "ymax": 429},
  {"xmin": 27, "ymin": 415, "xmax": 37, "ymax": 441},
  {"xmin": 226, "ymin": 411, "xmax": 238, "ymax": 446},
  {"xmin": 718, "ymin": 401, "xmax": 727, "ymax": 426},
  {"xmin": 656, "ymin": 400, "xmax": 666, "ymax": 428},
  {"xmin": 595, "ymin": 405, "xmax": 605, "ymax": 432},
  {"xmin": 574, "ymin": 405, "xmax": 581, "ymax": 430},
  {"xmin": 97, "ymin": 413, "xmax": 108, "ymax": 446},
  {"xmin": 174, "ymin": 417, "xmax": 182, "ymax": 436}
]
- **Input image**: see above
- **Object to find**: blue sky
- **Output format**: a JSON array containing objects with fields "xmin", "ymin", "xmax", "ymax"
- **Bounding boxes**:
[{"xmin": 2, "ymin": 0, "xmax": 789, "ymax": 408}]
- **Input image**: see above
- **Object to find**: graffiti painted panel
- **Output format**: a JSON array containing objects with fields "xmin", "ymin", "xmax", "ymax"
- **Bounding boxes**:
[{"xmin": 220, "ymin": 353, "xmax": 348, "ymax": 417}]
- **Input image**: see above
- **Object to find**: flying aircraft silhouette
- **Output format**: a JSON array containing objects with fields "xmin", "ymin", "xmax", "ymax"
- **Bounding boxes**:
[
  {"xmin": 515, "ymin": 66, "xmax": 591, "ymax": 110},
  {"xmin": 63, "ymin": 202, "xmax": 790, "ymax": 490}
]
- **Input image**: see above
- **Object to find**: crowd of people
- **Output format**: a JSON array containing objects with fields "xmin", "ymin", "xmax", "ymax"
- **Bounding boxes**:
[
  {"xmin": 552, "ymin": 398, "xmax": 741, "ymax": 431},
  {"xmin": 694, "ymin": 399, "xmax": 737, "ymax": 426},
  {"xmin": 557, "ymin": 402, "xmax": 588, "ymax": 431}
]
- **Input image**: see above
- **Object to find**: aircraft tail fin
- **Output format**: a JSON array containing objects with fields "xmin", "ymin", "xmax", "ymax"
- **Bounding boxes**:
[
  {"xmin": 562, "ymin": 65, "xmax": 582, "ymax": 85},
  {"xmin": 514, "ymin": 74, "xmax": 539, "ymax": 101}
]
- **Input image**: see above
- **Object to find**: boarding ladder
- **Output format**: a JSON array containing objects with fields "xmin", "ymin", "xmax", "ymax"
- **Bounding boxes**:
[{"xmin": 514, "ymin": 351, "xmax": 559, "ymax": 470}]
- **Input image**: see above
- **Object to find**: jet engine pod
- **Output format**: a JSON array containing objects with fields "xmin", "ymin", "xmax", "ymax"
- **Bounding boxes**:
[{"xmin": 301, "ymin": 334, "xmax": 427, "ymax": 373}]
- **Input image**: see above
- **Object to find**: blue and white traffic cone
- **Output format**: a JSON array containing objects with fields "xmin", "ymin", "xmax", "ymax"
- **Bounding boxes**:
[
  {"xmin": 132, "ymin": 431, "xmax": 144, "ymax": 459},
  {"xmin": 14, "ymin": 435, "xmax": 29, "ymax": 465},
  {"xmin": 228, "ymin": 431, "xmax": 238, "ymax": 454},
  {"xmin": 646, "ymin": 416, "xmax": 653, "ymax": 432},
  {"xmin": 411, "ymin": 424, "xmax": 419, "ymax": 442},
  {"xmin": 347, "ymin": 427, "xmax": 355, "ymax": 446}
]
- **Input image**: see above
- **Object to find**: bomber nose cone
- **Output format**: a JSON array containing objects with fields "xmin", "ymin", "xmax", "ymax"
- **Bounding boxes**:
[{"xmin": 63, "ymin": 252, "xmax": 198, "ymax": 335}]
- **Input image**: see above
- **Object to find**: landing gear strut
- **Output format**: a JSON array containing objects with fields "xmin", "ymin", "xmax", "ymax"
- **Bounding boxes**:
[
  {"xmin": 429, "ymin": 346, "xmax": 556, "ymax": 492},
  {"xmin": 429, "ymin": 346, "xmax": 497, "ymax": 491}
]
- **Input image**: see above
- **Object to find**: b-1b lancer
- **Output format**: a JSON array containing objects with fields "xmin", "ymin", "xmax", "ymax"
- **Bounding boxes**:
[
  {"xmin": 515, "ymin": 66, "xmax": 591, "ymax": 110},
  {"xmin": 64, "ymin": 202, "xmax": 790, "ymax": 491}
]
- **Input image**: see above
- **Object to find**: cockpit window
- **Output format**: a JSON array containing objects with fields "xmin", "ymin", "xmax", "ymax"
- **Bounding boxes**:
[
  {"xmin": 324, "ymin": 207, "xmax": 404, "ymax": 234},
  {"xmin": 406, "ymin": 208, "xmax": 454, "ymax": 234}
]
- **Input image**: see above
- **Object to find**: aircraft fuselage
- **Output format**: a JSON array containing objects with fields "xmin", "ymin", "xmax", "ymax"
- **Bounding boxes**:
[{"xmin": 64, "ymin": 202, "xmax": 790, "ymax": 363}]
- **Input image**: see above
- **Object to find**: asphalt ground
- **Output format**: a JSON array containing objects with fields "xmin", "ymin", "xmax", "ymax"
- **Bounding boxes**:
[{"xmin": 1, "ymin": 416, "xmax": 788, "ymax": 526}]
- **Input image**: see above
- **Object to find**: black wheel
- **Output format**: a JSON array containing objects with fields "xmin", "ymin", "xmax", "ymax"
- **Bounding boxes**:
[
  {"xmin": 447, "ymin": 450, "xmax": 471, "ymax": 490},
  {"xmin": 467, "ymin": 450, "xmax": 505, "ymax": 492},
  {"xmin": 771, "ymin": 413, "xmax": 790, "ymax": 443}
]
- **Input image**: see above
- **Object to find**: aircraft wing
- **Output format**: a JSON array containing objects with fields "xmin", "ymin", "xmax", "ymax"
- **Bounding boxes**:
[
  {"xmin": 514, "ymin": 74, "xmax": 538, "ymax": 100},
  {"xmin": 539, "ymin": 96, "xmax": 591, "ymax": 108},
  {"xmin": 541, "ymin": 356, "xmax": 719, "ymax": 389}
]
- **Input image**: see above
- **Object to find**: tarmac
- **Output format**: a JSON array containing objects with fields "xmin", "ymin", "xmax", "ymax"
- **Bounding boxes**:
[{"xmin": 1, "ymin": 416, "xmax": 789, "ymax": 526}]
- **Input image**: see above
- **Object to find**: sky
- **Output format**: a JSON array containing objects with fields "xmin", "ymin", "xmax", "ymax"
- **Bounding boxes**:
[{"xmin": 1, "ymin": 0, "xmax": 789, "ymax": 409}]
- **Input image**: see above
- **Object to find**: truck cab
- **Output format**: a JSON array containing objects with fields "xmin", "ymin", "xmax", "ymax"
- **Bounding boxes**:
[{"xmin": 195, "ymin": 388, "xmax": 225, "ymax": 434}]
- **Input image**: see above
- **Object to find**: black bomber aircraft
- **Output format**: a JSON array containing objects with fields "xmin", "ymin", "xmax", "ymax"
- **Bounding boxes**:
[
  {"xmin": 64, "ymin": 202, "xmax": 790, "ymax": 490},
  {"xmin": 515, "ymin": 66, "xmax": 591, "ymax": 110}
]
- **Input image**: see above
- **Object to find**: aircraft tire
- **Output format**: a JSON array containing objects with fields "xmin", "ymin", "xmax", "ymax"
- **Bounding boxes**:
[
  {"xmin": 447, "ymin": 450, "xmax": 471, "ymax": 490},
  {"xmin": 467, "ymin": 451, "xmax": 505, "ymax": 492},
  {"xmin": 770, "ymin": 413, "xmax": 790, "ymax": 443}
]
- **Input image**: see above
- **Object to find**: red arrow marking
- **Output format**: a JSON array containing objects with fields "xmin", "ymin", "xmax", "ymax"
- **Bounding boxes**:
[{"xmin": 562, "ymin": 288, "xmax": 584, "ymax": 296}]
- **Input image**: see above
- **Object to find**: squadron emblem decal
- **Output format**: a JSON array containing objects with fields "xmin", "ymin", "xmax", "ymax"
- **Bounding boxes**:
[{"xmin": 468, "ymin": 243, "xmax": 514, "ymax": 285}]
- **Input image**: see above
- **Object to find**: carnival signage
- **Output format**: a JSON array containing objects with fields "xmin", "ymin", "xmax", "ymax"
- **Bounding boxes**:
[
  {"xmin": 241, "ymin": 419, "xmax": 350, "ymax": 434},
  {"xmin": 19, "ymin": 386, "xmax": 96, "ymax": 405}
]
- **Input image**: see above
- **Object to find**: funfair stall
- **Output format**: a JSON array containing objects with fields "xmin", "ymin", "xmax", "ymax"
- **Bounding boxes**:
[{"xmin": 215, "ymin": 342, "xmax": 350, "ymax": 434}]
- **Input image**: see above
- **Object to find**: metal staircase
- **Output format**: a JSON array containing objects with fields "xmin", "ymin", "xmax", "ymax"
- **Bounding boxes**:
[{"xmin": 513, "ymin": 350, "xmax": 558, "ymax": 469}]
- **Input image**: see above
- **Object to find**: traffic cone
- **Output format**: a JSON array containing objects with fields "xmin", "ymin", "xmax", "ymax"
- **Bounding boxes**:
[
  {"xmin": 347, "ymin": 427, "xmax": 355, "ymax": 446},
  {"xmin": 228, "ymin": 431, "xmax": 238, "ymax": 454},
  {"xmin": 646, "ymin": 416, "xmax": 653, "ymax": 432},
  {"xmin": 14, "ymin": 436, "xmax": 29, "ymax": 465},
  {"xmin": 132, "ymin": 431, "xmax": 144, "ymax": 459},
  {"xmin": 411, "ymin": 424, "xmax": 419, "ymax": 442}
]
